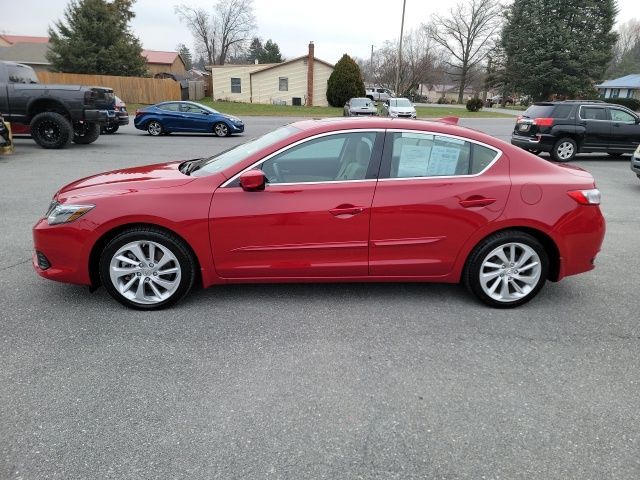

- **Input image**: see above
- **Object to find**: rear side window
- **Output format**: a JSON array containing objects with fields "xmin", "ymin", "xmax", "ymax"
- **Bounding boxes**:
[
  {"xmin": 581, "ymin": 107, "xmax": 607, "ymax": 120},
  {"xmin": 7, "ymin": 64, "xmax": 39, "ymax": 84},
  {"xmin": 551, "ymin": 105, "xmax": 573, "ymax": 118},
  {"xmin": 388, "ymin": 132, "xmax": 499, "ymax": 178},
  {"xmin": 160, "ymin": 103, "xmax": 180, "ymax": 111},
  {"xmin": 523, "ymin": 105, "xmax": 554, "ymax": 118}
]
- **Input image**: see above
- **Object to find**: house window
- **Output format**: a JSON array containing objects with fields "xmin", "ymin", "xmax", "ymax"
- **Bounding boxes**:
[
  {"xmin": 279, "ymin": 77, "xmax": 288, "ymax": 91},
  {"xmin": 611, "ymin": 88, "xmax": 620, "ymax": 98},
  {"xmin": 231, "ymin": 77, "xmax": 241, "ymax": 94}
]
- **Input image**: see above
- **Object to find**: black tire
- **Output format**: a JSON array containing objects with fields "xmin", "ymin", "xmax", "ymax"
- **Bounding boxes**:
[
  {"xmin": 527, "ymin": 149, "xmax": 542, "ymax": 155},
  {"xmin": 213, "ymin": 122, "xmax": 230, "ymax": 137},
  {"xmin": 101, "ymin": 124, "xmax": 119, "ymax": 134},
  {"xmin": 463, "ymin": 230, "xmax": 549, "ymax": 308},
  {"xmin": 99, "ymin": 227, "xmax": 196, "ymax": 310},
  {"xmin": 147, "ymin": 120, "xmax": 163, "ymax": 136},
  {"xmin": 550, "ymin": 137, "xmax": 577, "ymax": 162},
  {"xmin": 73, "ymin": 121, "xmax": 100, "ymax": 144},
  {"xmin": 30, "ymin": 112, "xmax": 73, "ymax": 149}
]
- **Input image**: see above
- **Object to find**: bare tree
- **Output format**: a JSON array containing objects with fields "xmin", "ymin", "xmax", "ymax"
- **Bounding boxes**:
[
  {"xmin": 214, "ymin": 0, "xmax": 256, "ymax": 65},
  {"xmin": 175, "ymin": 5, "xmax": 215, "ymax": 65},
  {"xmin": 429, "ymin": 0, "xmax": 502, "ymax": 103},
  {"xmin": 175, "ymin": 0, "xmax": 256, "ymax": 65}
]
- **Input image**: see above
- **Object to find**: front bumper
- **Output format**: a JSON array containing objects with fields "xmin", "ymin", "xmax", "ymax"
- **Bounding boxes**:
[
  {"xmin": 511, "ymin": 133, "xmax": 555, "ymax": 152},
  {"xmin": 32, "ymin": 217, "xmax": 93, "ymax": 285},
  {"xmin": 229, "ymin": 122, "xmax": 244, "ymax": 133}
]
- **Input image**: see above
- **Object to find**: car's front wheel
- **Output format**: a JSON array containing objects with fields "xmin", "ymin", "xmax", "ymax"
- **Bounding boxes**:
[
  {"xmin": 464, "ymin": 230, "xmax": 549, "ymax": 308},
  {"xmin": 99, "ymin": 227, "xmax": 196, "ymax": 310},
  {"xmin": 147, "ymin": 120, "xmax": 163, "ymax": 136},
  {"xmin": 550, "ymin": 137, "xmax": 577, "ymax": 162},
  {"xmin": 213, "ymin": 122, "xmax": 230, "ymax": 137}
]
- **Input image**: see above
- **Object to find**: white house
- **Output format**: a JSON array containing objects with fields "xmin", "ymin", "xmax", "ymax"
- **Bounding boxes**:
[
  {"xmin": 596, "ymin": 74, "xmax": 640, "ymax": 100},
  {"xmin": 208, "ymin": 42, "xmax": 334, "ymax": 107}
]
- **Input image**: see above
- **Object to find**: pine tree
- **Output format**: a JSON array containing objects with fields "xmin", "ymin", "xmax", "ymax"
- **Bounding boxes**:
[
  {"xmin": 501, "ymin": 0, "xmax": 618, "ymax": 100},
  {"xmin": 247, "ymin": 37, "xmax": 264, "ymax": 64},
  {"xmin": 326, "ymin": 54, "xmax": 365, "ymax": 107},
  {"xmin": 47, "ymin": 0, "xmax": 148, "ymax": 76},
  {"xmin": 259, "ymin": 39, "xmax": 283, "ymax": 63},
  {"xmin": 176, "ymin": 43, "xmax": 193, "ymax": 70}
]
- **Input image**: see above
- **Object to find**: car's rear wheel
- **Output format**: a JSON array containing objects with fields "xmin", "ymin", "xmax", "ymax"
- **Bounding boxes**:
[
  {"xmin": 99, "ymin": 227, "xmax": 196, "ymax": 310},
  {"xmin": 213, "ymin": 122, "xmax": 229, "ymax": 137},
  {"xmin": 550, "ymin": 137, "xmax": 577, "ymax": 162},
  {"xmin": 72, "ymin": 121, "xmax": 100, "ymax": 144},
  {"xmin": 147, "ymin": 121, "xmax": 163, "ymax": 136},
  {"xmin": 30, "ymin": 112, "xmax": 73, "ymax": 149},
  {"xmin": 464, "ymin": 230, "xmax": 548, "ymax": 308},
  {"xmin": 101, "ymin": 124, "xmax": 119, "ymax": 134}
]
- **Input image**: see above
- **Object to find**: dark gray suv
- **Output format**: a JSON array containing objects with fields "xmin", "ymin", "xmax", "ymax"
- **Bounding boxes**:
[{"xmin": 511, "ymin": 100, "xmax": 640, "ymax": 161}]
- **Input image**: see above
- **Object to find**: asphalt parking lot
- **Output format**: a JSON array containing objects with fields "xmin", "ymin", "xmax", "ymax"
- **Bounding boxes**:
[{"xmin": 1, "ymin": 117, "xmax": 639, "ymax": 479}]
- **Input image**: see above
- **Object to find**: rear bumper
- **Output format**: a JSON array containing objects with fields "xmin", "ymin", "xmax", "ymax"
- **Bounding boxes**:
[
  {"xmin": 511, "ymin": 134, "xmax": 555, "ymax": 152},
  {"xmin": 83, "ymin": 109, "xmax": 110, "ymax": 124}
]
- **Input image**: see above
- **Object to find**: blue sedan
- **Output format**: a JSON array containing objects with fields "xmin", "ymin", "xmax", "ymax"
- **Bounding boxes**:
[{"xmin": 134, "ymin": 101, "xmax": 244, "ymax": 137}]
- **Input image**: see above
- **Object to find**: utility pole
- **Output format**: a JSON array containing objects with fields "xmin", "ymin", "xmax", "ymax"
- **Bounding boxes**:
[
  {"xmin": 370, "ymin": 44, "xmax": 374, "ymax": 84},
  {"xmin": 395, "ymin": 0, "xmax": 406, "ymax": 96}
]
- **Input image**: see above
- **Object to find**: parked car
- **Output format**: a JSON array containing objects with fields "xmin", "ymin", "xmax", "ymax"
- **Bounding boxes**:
[
  {"xmin": 0, "ymin": 61, "xmax": 114, "ymax": 148},
  {"xmin": 487, "ymin": 95, "xmax": 514, "ymax": 107},
  {"xmin": 134, "ymin": 101, "xmax": 244, "ymax": 137},
  {"xmin": 365, "ymin": 86, "xmax": 394, "ymax": 102},
  {"xmin": 343, "ymin": 97, "xmax": 377, "ymax": 117},
  {"xmin": 101, "ymin": 96, "xmax": 129, "ymax": 134},
  {"xmin": 511, "ymin": 100, "xmax": 640, "ymax": 161},
  {"xmin": 631, "ymin": 144, "xmax": 640, "ymax": 179},
  {"xmin": 33, "ymin": 117, "xmax": 605, "ymax": 310},
  {"xmin": 382, "ymin": 98, "xmax": 417, "ymax": 118}
]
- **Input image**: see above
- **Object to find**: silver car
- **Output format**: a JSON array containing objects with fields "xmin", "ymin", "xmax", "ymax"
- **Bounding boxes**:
[
  {"xmin": 382, "ymin": 98, "xmax": 417, "ymax": 118},
  {"xmin": 343, "ymin": 97, "xmax": 378, "ymax": 117}
]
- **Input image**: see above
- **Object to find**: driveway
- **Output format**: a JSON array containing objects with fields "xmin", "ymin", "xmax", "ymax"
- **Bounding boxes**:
[{"xmin": 1, "ymin": 118, "xmax": 638, "ymax": 480}]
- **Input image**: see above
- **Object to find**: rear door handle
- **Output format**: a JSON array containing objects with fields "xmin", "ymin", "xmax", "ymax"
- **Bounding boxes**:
[
  {"xmin": 459, "ymin": 196, "xmax": 496, "ymax": 208},
  {"xmin": 329, "ymin": 205, "xmax": 365, "ymax": 216}
]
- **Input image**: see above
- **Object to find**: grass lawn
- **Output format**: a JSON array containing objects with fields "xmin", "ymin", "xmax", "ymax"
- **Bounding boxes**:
[{"xmin": 128, "ymin": 98, "xmax": 514, "ymax": 119}]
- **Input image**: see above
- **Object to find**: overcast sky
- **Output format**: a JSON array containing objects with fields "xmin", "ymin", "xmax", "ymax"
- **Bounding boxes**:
[{"xmin": 1, "ymin": 0, "xmax": 638, "ymax": 64}]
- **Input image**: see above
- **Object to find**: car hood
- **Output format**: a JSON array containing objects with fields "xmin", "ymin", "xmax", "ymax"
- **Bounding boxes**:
[{"xmin": 56, "ymin": 161, "xmax": 195, "ymax": 201}]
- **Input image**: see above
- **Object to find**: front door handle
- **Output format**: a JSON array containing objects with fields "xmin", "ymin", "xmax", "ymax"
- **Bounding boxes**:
[
  {"xmin": 459, "ymin": 196, "xmax": 496, "ymax": 208},
  {"xmin": 329, "ymin": 205, "xmax": 365, "ymax": 217}
]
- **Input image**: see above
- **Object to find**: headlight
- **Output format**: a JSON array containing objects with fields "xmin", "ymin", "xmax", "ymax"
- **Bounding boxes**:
[{"xmin": 46, "ymin": 202, "xmax": 95, "ymax": 225}]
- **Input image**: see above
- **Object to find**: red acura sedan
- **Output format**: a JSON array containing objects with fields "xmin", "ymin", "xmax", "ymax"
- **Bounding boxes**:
[{"xmin": 33, "ymin": 117, "xmax": 605, "ymax": 310}]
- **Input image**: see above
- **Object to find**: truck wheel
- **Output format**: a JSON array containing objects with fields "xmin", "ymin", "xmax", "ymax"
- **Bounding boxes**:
[
  {"xmin": 30, "ymin": 112, "xmax": 73, "ymax": 149},
  {"xmin": 73, "ymin": 122, "xmax": 101, "ymax": 144}
]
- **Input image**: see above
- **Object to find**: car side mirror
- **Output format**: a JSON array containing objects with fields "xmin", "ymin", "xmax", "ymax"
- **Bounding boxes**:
[{"xmin": 239, "ymin": 169, "xmax": 266, "ymax": 191}]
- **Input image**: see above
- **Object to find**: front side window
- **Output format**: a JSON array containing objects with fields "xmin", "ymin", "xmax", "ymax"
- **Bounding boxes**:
[
  {"xmin": 261, "ymin": 132, "xmax": 377, "ymax": 184},
  {"xmin": 180, "ymin": 103, "xmax": 205, "ymax": 113},
  {"xmin": 231, "ymin": 77, "xmax": 241, "ymax": 93},
  {"xmin": 278, "ymin": 77, "xmax": 288, "ymax": 91},
  {"xmin": 388, "ymin": 132, "xmax": 498, "ymax": 178},
  {"xmin": 609, "ymin": 109, "xmax": 636, "ymax": 122}
]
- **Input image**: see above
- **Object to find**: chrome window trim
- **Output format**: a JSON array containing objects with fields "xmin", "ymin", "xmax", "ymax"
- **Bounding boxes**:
[
  {"xmin": 578, "ymin": 105, "xmax": 609, "ymax": 122},
  {"xmin": 379, "ymin": 128, "xmax": 503, "ymax": 180},
  {"xmin": 220, "ymin": 129, "xmax": 386, "ymax": 188}
]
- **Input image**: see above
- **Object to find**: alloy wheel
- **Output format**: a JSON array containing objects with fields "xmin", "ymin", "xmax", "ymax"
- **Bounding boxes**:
[
  {"xmin": 108, "ymin": 240, "xmax": 181, "ymax": 305},
  {"xmin": 556, "ymin": 141, "xmax": 574, "ymax": 161},
  {"xmin": 478, "ymin": 242, "xmax": 542, "ymax": 303}
]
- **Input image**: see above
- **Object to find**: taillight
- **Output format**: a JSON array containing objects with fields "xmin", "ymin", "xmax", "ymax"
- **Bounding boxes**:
[
  {"xmin": 516, "ymin": 115, "xmax": 523, "ymax": 122},
  {"xmin": 533, "ymin": 117, "xmax": 553, "ymax": 126},
  {"xmin": 567, "ymin": 189, "xmax": 601, "ymax": 205},
  {"xmin": 83, "ymin": 90, "xmax": 96, "ymax": 105},
  {"xmin": 135, "ymin": 109, "xmax": 142, "ymax": 116}
]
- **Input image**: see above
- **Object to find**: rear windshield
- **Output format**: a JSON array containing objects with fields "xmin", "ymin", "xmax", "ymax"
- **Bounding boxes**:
[
  {"xmin": 523, "ymin": 105, "xmax": 554, "ymax": 118},
  {"xmin": 351, "ymin": 98, "xmax": 373, "ymax": 107}
]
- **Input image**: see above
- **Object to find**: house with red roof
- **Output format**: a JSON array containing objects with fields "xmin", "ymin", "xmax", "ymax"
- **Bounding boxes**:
[{"xmin": 142, "ymin": 50, "xmax": 187, "ymax": 76}]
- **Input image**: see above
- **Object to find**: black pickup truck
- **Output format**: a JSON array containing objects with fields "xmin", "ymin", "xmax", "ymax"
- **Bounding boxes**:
[{"xmin": 0, "ymin": 61, "xmax": 115, "ymax": 149}]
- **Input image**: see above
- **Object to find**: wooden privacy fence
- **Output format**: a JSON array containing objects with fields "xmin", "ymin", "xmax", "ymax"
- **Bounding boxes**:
[{"xmin": 37, "ymin": 72, "xmax": 181, "ymax": 104}]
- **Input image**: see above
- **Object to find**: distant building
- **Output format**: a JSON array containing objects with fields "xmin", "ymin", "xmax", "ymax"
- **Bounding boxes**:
[
  {"xmin": 142, "ymin": 50, "xmax": 187, "ymax": 76},
  {"xmin": 0, "ymin": 35, "xmax": 49, "ymax": 46},
  {"xmin": 208, "ymin": 42, "xmax": 334, "ymax": 107},
  {"xmin": 596, "ymin": 74, "xmax": 640, "ymax": 100},
  {"xmin": 0, "ymin": 42, "xmax": 51, "ymax": 72}
]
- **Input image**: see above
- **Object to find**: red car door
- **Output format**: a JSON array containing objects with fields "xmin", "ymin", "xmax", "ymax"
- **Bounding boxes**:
[
  {"xmin": 369, "ymin": 131, "xmax": 510, "ymax": 277},
  {"xmin": 211, "ymin": 130, "xmax": 383, "ymax": 278}
]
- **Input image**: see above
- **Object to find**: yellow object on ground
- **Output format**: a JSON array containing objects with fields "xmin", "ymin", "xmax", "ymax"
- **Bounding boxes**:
[{"xmin": 0, "ymin": 121, "xmax": 14, "ymax": 154}]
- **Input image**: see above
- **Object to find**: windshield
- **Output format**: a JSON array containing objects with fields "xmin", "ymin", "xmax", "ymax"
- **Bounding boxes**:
[
  {"xmin": 351, "ymin": 98, "xmax": 373, "ymax": 107},
  {"xmin": 191, "ymin": 125, "xmax": 301, "ymax": 177},
  {"xmin": 389, "ymin": 98, "xmax": 412, "ymax": 108}
]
